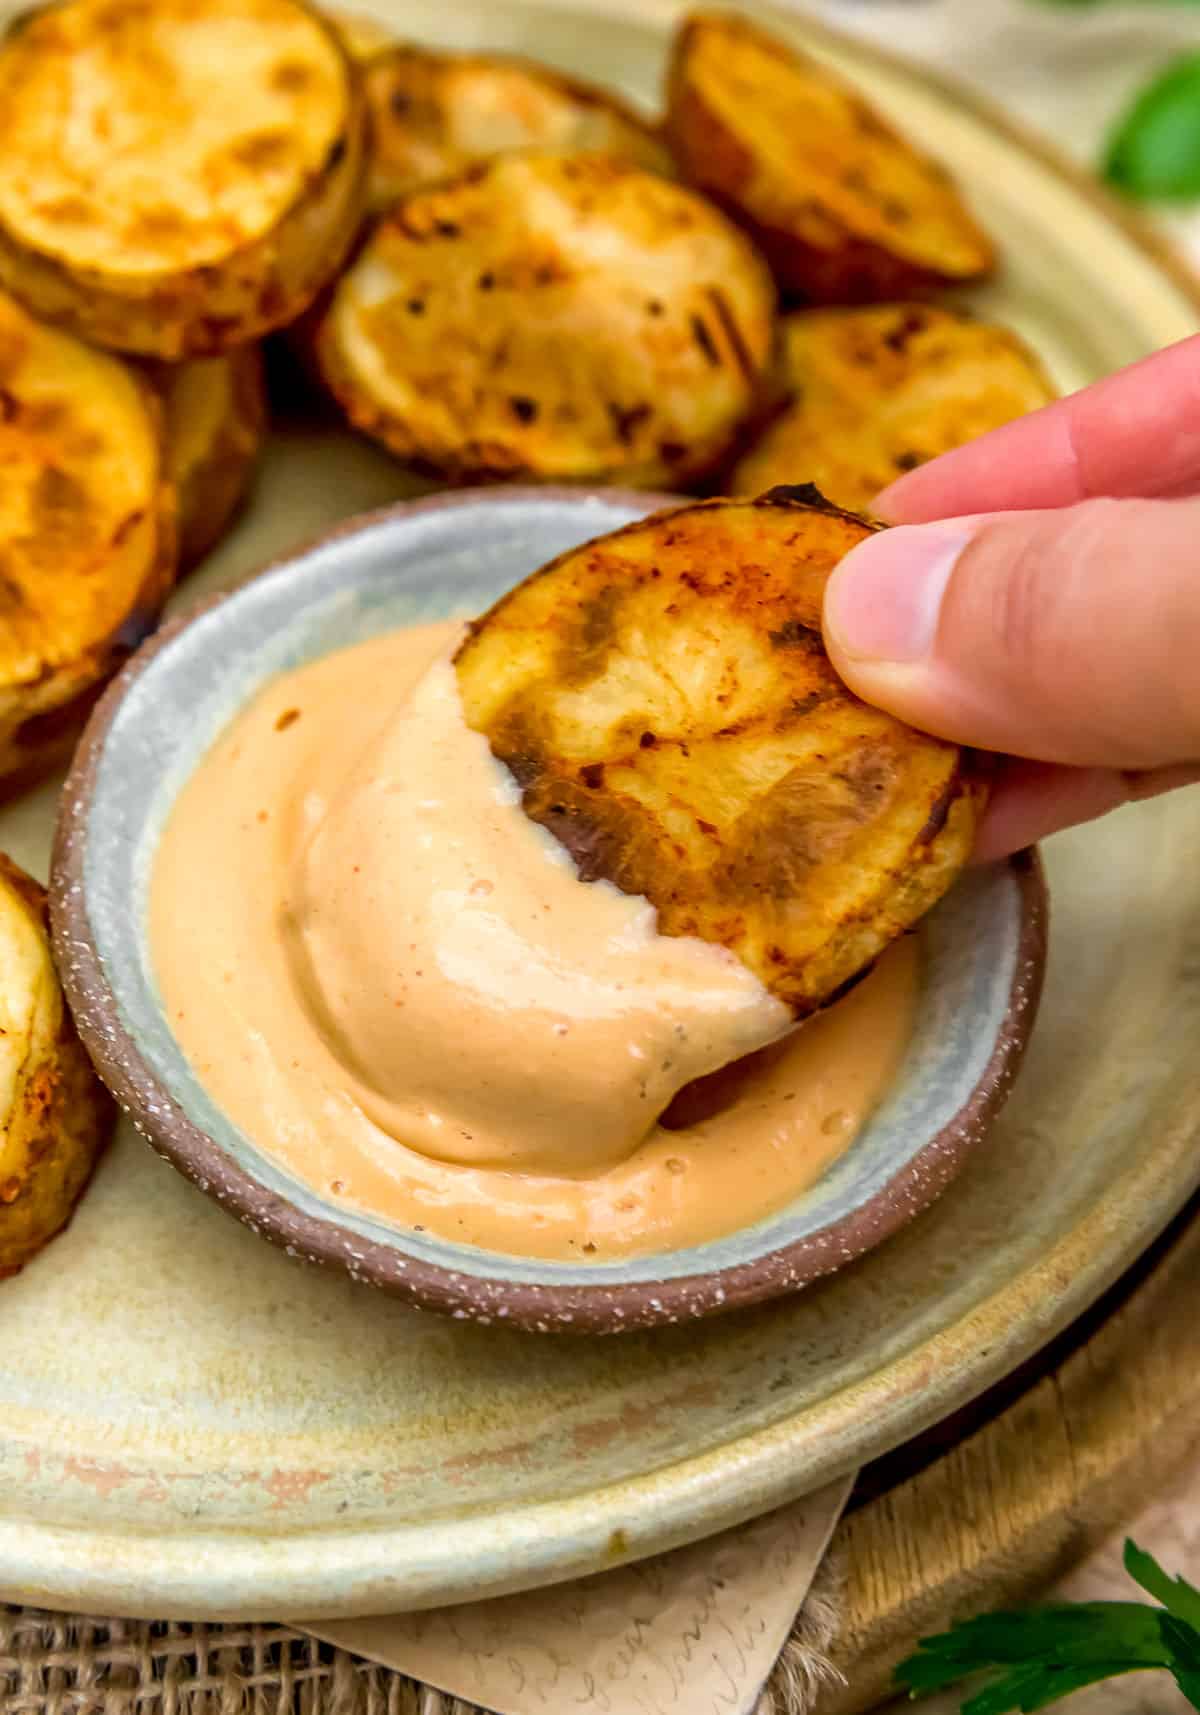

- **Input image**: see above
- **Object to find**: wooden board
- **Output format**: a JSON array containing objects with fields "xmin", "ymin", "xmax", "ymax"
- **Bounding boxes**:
[{"xmin": 819, "ymin": 1198, "xmax": 1200, "ymax": 1713}]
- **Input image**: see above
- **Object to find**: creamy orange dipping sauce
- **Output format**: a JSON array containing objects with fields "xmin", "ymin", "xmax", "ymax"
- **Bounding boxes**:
[{"xmin": 150, "ymin": 620, "xmax": 918, "ymax": 1261}]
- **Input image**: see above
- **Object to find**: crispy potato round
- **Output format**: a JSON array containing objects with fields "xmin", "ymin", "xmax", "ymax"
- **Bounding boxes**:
[
  {"xmin": 734, "ymin": 305, "xmax": 1056, "ymax": 511},
  {"xmin": 0, "ymin": 289, "xmax": 175, "ymax": 795},
  {"xmin": 148, "ymin": 346, "xmax": 267, "ymax": 571},
  {"xmin": 455, "ymin": 487, "xmax": 985, "ymax": 1015},
  {"xmin": 316, "ymin": 151, "xmax": 777, "ymax": 487},
  {"xmin": 0, "ymin": 854, "xmax": 113, "ymax": 1279},
  {"xmin": 359, "ymin": 42, "xmax": 672, "ymax": 215},
  {"xmin": 0, "ymin": 0, "xmax": 368, "ymax": 358},
  {"xmin": 666, "ymin": 11, "xmax": 995, "ymax": 302}
]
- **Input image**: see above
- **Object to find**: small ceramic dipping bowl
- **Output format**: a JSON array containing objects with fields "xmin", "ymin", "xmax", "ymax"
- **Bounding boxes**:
[{"xmin": 50, "ymin": 489, "xmax": 1047, "ymax": 1335}]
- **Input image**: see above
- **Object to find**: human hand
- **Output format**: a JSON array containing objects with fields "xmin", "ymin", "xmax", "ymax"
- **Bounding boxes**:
[{"xmin": 822, "ymin": 333, "xmax": 1200, "ymax": 860}]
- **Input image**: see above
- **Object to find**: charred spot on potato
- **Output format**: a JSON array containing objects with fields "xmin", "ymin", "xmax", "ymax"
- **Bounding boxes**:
[
  {"xmin": 455, "ymin": 493, "xmax": 985, "ymax": 1014},
  {"xmin": 707, "ymin": 286, "xmax": 761, "ymax": 386},
  {"xmin": 916, "ymin": 774, "xmax": 961, "ymax": 843},
  {"xmin": 691, "ymin": 314, "xmax": 720, "ymax": 366},
  {"xmin": 608, "ymin": 401, "xmax": 652, "ymax": 445},
  {"xmin": 230, "ymin": 129, "xmax": 295, "ymax": 172},
  {"xmin": 271, "ymin": 58, "xmax": 315, "ymax": 94},
  {"xmin": 769, "ymin": 617, "xmax": 821, "ymax": 652},
  {"xmin": 883, "ymin": 313, "xmax": 930, "ymax": 356},
  {"xmin": 760, "ymin": 481, "xmax": 833, "ymax": 511}
]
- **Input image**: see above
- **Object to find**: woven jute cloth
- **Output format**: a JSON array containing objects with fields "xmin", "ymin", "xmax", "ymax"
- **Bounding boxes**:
[{"xmin": 0, "ymin": 1562, "xmax": 843, "ymax": 1715}]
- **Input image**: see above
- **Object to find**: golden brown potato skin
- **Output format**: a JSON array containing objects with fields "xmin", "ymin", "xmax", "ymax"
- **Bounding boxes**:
[
  {"xmin": 456, "ymin": 488, "xmax": 985, "ymax": 1015},
  {"xmin": 734, "ymin": 305, "xmax": 1056, "ymax": 510},
  {"xmin": 0, "ymin": 0, "xmax": 368, "ymax": 357},
  {"xmin": 0, "ymin": 854, "xmax": 114, "ymax": 1278},
  {"xmin": 360, "ymin": 43, "xmax": 672, "ymax": 214},
  {"xmin": 327, "ymin": 5, "xmax": 394, "ymax": 63},
  {"xmin": 316, "ymin": 151, "xmax": 777, "ymax": 487},
  {"xmin": 148, "ymin": 346, "xmax": 268, "ymax": 571},
  {"xmin": 666, "ymin": 12, "xmax": 995, "ymax": 303},
  {"xmin": 0, "ymin": 290, "xmax": 176, "ymax": 797}
]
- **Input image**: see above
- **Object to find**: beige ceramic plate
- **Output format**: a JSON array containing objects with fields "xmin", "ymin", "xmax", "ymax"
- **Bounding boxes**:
[{"xmin": 1, "ymin": 0, "xmax": 1199, "ymax": 1623}]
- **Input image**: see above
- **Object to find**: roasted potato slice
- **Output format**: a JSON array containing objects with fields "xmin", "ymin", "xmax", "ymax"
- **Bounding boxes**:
[
  {"xmin": 359, "ymin": 42, "xmax": 672, "ymax": 214},
  {"xmin": 734, "ymin": 305, "xmax": 1056, "ymax": 510},
  {"xmin": 0, "ymin": 854, "xmax": 113, "ymax": 1278},
  {"xmin": 0, "ymin": 289, "xmax": 175, "ymax": 796},
  {"xmin": 666, "ymin": 11, "xmax": 995, "ymax": 302},
  {"xmin": 0, "ymin": 0, "xmax": 368, "ymax": 358},
  {"xmin": 148, "ymin": 346, "xmax": 268, "ymax": 571},
  {"xmin": 455, "ymin": 488, "xmax": 985, "ymax": 1015},
  {"xmin": 316, "ymin": 151, "xmax": 776, "ymax": 487}
]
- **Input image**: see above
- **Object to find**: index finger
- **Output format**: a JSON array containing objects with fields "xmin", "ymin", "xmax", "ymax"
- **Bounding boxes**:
[{"xmin": 875, "ymin": 332, "xmax": 1200, "ymax": 524}]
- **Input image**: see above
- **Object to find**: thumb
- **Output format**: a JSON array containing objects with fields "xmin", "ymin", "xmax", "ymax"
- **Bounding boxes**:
[{"xmin": 823, "ymin": 495, "xmax": 1200, "ymax": 769}]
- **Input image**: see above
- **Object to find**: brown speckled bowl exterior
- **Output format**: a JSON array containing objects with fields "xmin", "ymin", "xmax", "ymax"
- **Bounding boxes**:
[{"xmin": 49, "ymin": 489, "xmax": 1046, "ymax": 1335}]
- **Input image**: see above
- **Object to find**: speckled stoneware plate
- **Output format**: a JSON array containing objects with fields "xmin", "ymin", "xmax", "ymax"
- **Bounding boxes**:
[
  {"xmin": 1, "ymin": 0, "xmax": 1198, "ymax": 1625},
  {"xmin": 51, "ymin": 488, "xmax": 1046, "ymax": 1333}
]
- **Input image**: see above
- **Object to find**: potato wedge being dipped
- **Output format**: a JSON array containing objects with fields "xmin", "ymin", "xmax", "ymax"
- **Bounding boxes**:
[
  {"xmin": 147, "ymin": 347, "xmax": 268, "ymax": 571},
  {"xmin": 734, "ymin": 305, "xmax": 1056, "ymax": 510},
  {"xmin": 0, "ymin": 289, "xmax": 175, "ymax": 796},
  {"xmin": 456, "ymin": 488, "xmax": 986, "ymax": 1015},
  {"xmin": 316, "ymin": 151, "xmax": 776, "ymax": 487},
  {"xmin": 0, "ymin": 0, "xmax": 368, "ymax": 358},
  {"xmin": 358, "ymin": 42, "xmax": 672, "ymax": 215},
  {"xmin": 666, "ymin": 11, "xmax": 995, "ymax": 302},
  {"xmin": 0, "ymin": 854, "xmax": 113, "ymax": 1279}
]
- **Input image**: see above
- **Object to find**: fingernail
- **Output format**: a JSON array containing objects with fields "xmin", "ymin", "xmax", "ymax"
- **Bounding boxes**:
[{"xmin": 824, "ymin": 525, "xmax": 973, "ymax": 663}]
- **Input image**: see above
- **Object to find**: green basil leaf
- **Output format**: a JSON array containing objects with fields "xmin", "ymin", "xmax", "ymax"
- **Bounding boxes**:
[{"xmin": 1104, "ymin": 54, "xmax": 1200, "ymax": 200}]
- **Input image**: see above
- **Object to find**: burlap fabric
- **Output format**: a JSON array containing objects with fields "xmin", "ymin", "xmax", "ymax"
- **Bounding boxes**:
[{"xmin": 0, "ymin": 1562, "xmax": 842, "ymax": 1715}]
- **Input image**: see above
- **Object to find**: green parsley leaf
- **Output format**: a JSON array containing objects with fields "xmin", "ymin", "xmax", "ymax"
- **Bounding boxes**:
[
  {"xmin": 1125, "ymin": 1539, "xmax": 1200, "ymax": 1631},
  {"xmin": 1162, "ymin": 1614, "xmax": 1200, "ymax": 1707},
  {"xmin": 1104, "ymin": 55, "xmax": 1200, "ymax": 200},
  {"xmin": 895, "ymin": 1544, "xmax": 1200, "ymax": 1714}
]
